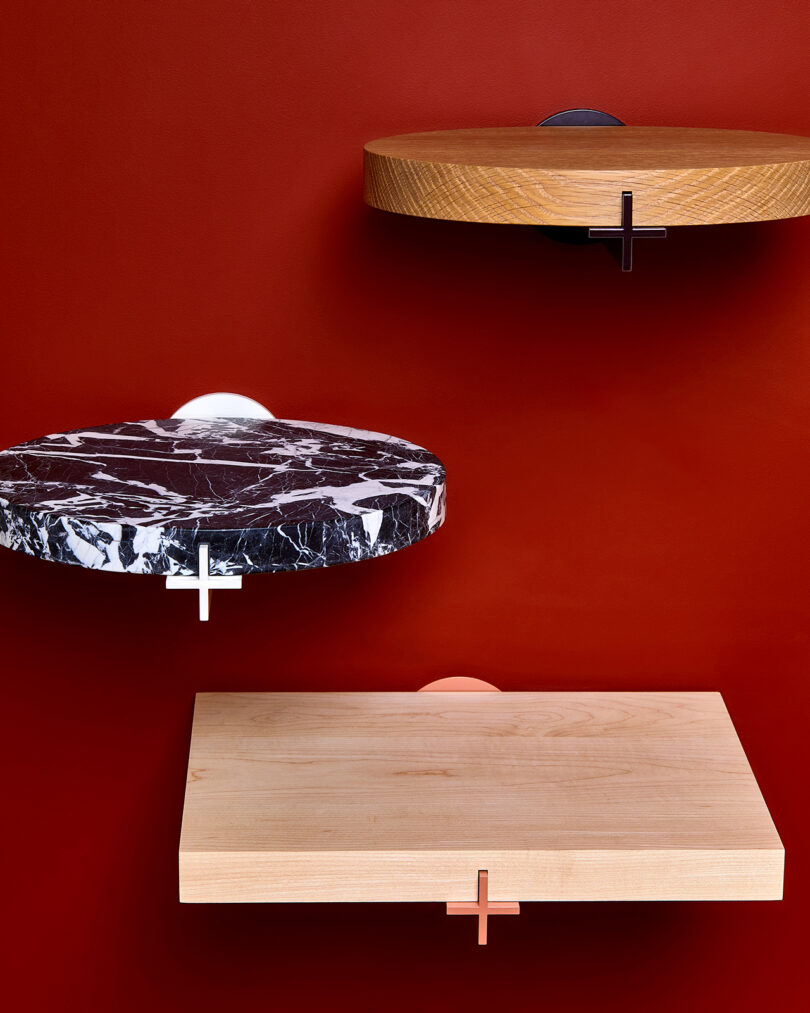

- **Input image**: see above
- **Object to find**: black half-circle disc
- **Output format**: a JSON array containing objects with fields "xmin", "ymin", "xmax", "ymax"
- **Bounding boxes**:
[
  {"xmin": 537, "ymin": 108, "xmax": 625, "ymax": 127},
  {"xmin": 534, "ymin": 108, "xmax": 625, "ymax": 245}
]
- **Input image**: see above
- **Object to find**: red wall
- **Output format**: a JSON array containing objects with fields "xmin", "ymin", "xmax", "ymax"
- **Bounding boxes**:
[{"xmin": 3, "ymin": 3, "xmax": 809, "ymax": 1010}]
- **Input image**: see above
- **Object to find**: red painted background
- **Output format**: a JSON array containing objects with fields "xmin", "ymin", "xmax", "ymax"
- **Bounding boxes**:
[{"xmin": 2, "ymin": 2, "xmax": 809, "ymax": 1010}]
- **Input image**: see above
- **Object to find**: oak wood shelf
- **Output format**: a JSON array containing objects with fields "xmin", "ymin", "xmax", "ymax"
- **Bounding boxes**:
[
  {"xmin": 179, "ymin": 691, "xmax": 783, "ymax": 905},
  {"xmin": 364, "ymin": 126, "xmax": 810, "ymax": 227}
]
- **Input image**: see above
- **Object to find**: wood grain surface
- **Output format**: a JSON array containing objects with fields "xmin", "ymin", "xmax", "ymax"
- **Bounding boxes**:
[
  {"xmin": 179, "ymin": 691, "xmax": 783, "ymax": 903},
  {"xmin": 363, "ymin": 126, "xmax": 810, "ymax": 226}
]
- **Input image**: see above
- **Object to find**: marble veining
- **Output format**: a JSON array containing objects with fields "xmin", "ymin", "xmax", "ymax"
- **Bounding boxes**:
[{"xmin": 0, "ymin": 418, "xmax": 446, "ymax": 575}]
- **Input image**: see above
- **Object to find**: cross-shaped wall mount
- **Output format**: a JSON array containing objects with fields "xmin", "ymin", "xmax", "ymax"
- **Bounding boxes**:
[
  {"xmin": 447, "ymin": 870, "xmax": 520, "ymax": 945},
  {"xmin": 165, "ymin": 543, "xmax": 242, "ymax": 621},
  {"xmin": 589, "ymin": 191, "xmax": 667, "ymax": 271}
]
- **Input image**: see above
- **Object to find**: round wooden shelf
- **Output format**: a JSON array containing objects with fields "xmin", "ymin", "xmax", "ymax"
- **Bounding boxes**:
[{"xmin": 364, "ymin": 126, "xmax": 810, "ymax": 227}]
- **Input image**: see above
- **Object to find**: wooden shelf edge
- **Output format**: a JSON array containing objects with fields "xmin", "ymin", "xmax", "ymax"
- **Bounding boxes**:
[{"xmin": 178, "ymin": 848, "xmax": 784, "ymax": 904}]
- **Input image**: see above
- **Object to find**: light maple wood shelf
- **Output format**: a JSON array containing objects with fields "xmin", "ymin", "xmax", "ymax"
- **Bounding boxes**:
[
  {"xmin": 179, "ymin": 690, "xmax": 782, "ymax": 941},
  {"xmin": 364, "ymin": 126, "xmax": 810, "ymax": 227}
]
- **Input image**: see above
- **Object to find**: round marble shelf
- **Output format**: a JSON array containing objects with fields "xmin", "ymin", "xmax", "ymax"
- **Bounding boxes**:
[
  {"xmin": 364, "ymin": 126, "xmax": 810, "ymax": 227},
  {"xmin": 0, "ymin": 418, "xmax": 446, "ymax": 576}
]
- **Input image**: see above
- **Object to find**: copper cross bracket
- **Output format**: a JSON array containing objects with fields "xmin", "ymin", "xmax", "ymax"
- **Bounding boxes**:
[{"xmin": 447, "ymin": 870, "xmax": 520, "ymax": 944}]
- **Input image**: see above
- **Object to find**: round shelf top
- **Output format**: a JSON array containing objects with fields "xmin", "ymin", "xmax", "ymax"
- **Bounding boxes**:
[
  {"xmin": 364, "ymin": 126, "xmax": 810, "ymax": 227},
  {"xmin": 0, "ymin": 417, "xmax": 446, "ymax": 576}
]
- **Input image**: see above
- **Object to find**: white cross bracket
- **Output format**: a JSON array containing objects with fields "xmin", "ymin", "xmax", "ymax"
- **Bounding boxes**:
[{"xmin": 165, "ymin": 543, "xmax": 242, "ymax": 621}]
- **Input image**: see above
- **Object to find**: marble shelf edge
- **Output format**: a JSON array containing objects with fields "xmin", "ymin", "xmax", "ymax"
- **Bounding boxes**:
[{"xmin": 0, "ymin": 416, "xmax": 447, "ymax": 620}]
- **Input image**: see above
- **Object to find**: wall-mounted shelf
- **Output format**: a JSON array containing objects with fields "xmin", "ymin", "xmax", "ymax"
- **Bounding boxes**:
[
  {"xmin": 179, "ymin": 691, "xmax": 783, "ymax": 944},
  {"xmin": 364, "ymin": 123, "xmax": 810, "ymax": 269},
  {"xmin": 0, "ymin": 407, "xmax": 445, "ymax": 620}
]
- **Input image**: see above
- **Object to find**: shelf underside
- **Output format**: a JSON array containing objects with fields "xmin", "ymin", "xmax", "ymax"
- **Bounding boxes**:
[{"xmin": 179, "ymin": 691, "xmax": 783, "ymax": 903}]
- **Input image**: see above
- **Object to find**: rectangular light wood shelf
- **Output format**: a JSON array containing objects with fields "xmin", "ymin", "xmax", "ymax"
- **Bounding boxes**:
[{"xmin": 179, "ymin": 692, "xmax": 783, "ymax": 904}]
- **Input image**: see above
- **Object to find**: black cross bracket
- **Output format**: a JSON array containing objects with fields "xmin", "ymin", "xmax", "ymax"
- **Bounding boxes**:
[{"xmin": 588, "ymin": 191, "xmax": 667, "ymax": 272}]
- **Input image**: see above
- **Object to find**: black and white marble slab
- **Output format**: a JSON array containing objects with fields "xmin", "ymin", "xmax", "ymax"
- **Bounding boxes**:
[{"xmin": 0, "ymin": 418, "xmax": 446, "ymax": 576}]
